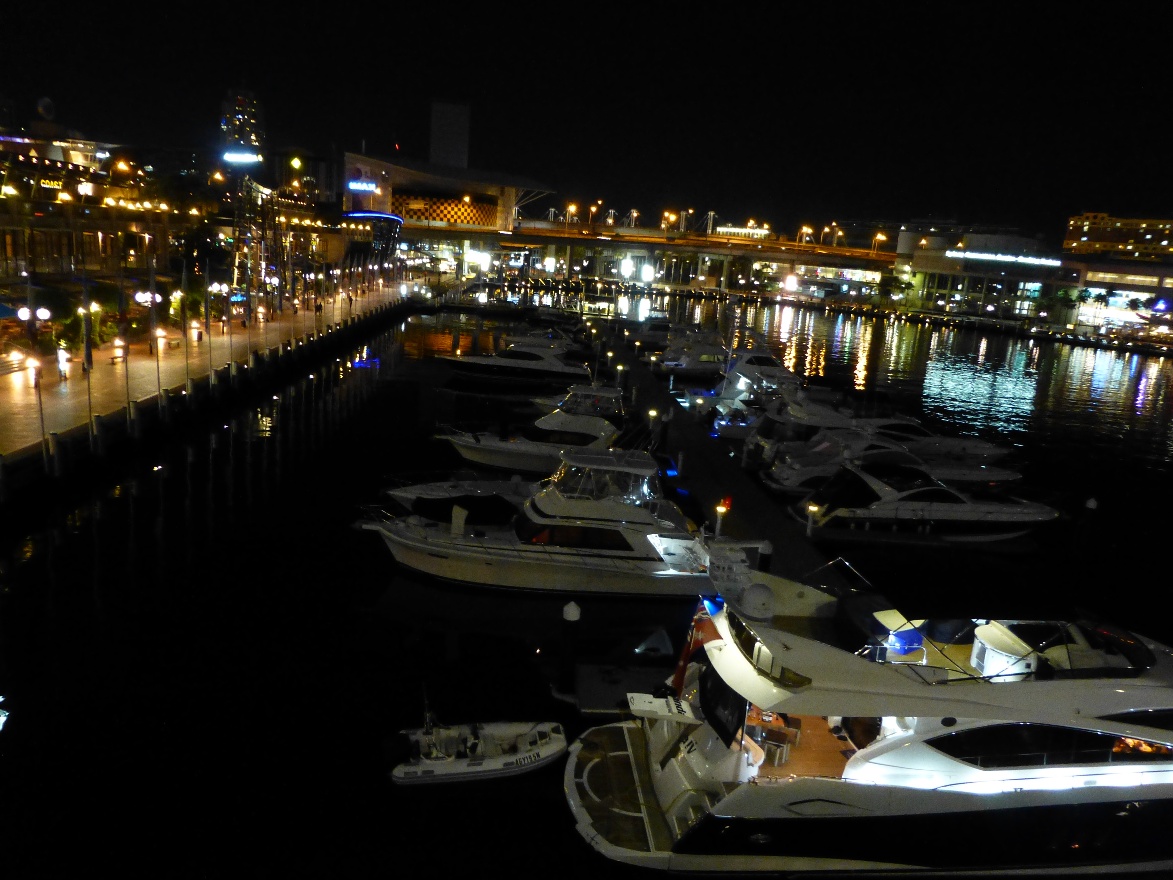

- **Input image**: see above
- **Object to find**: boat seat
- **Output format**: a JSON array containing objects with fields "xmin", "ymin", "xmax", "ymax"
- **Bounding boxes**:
[
  {"xmin": 763, "ymin": 740, "xmax": 789, "ymax": 766},
  {"xmin": 762, "ymin": 726, "xmax": 798, "ymax": 765},
  {"xmin": 783, "ymin": 716, "xmax": 802, "ymax": 744}
]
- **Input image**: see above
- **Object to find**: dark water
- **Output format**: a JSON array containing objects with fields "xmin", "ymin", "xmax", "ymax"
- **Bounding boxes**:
[{"xmin": 1, "ymin": 301, "xmax": 1171, "ymax": 877}]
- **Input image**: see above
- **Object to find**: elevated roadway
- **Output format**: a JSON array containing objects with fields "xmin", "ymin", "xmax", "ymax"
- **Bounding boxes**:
[{"xmin": 404, "ymin": 218, "xmax": 896, "ymax": 284}]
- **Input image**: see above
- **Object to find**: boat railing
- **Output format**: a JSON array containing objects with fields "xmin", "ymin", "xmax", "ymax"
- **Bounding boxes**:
[{"xmin": 356, "ymin": 503, "xmax": 398, "ymax": 526}]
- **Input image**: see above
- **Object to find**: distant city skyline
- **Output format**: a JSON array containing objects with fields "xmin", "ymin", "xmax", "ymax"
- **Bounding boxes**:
[{"xmin": 3, "ymin": 8, "xmax": 1166, "ymax": 244}]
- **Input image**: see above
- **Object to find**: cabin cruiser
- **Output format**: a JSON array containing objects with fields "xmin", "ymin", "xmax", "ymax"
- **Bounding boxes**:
[
  {"xmin": 744, "ymin": 395, "xmax": 1011, "ymax": 470},
  {"xmin": 528, "ymin": 384, "xmax": 627, "ymax": 429},
  {"xmin": 672, "ymin": 353, "xmax": 802, "ymax": 426},
  {"xmin": 435, "ymin": 408, "xmax": 620, "ymax": 475},
  {"xmin": 565, "ymin": 573, "xmax": 1173, "ymax": 875},
  {"xmin": 788, "ymin": 458, "xmax": 1060, "ymax": 545},
  {"xmin": 356, "ymin": 449, "xmax": 775, "ymax": 598},
  {"xmin": 759, "ymin": 428, "xmax": 1023, "ymax": 496},
  {"xmin": 436, "ymin": 342, "xmax": 592, "ymax": 386},
  {"xmin": 650, "ymin": 329, "xmax": 729, "ymax": 381}
]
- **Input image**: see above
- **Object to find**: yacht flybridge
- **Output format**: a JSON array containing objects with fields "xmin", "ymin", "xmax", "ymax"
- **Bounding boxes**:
[{"xmin": 564, "ymin": 574, "xmax": 1173, "ymax": 875}]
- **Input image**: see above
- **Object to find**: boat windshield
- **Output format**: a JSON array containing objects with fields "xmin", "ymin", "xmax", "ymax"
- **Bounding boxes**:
[{"xmin": 549, "ymin": 460, "xmax": 662, "ymax": 505}]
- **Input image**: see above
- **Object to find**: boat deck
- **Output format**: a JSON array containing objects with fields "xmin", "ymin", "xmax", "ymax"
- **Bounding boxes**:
[
  {"xmin": 569, "ymin": 712, "xmax": 860, "ymax": 855},
  {"xmin": 749, "ymin": 711, "xmax": 857, "ymax": 780},
  {"xmin": 569, "ymin": 722, "xmax": 675, "ymax": 853}
]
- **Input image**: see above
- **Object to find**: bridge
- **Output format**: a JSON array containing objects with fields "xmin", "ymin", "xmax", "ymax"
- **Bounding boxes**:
[{"xmin": 402, "ymin": 217, "xmax": 896, "ymax": 291}]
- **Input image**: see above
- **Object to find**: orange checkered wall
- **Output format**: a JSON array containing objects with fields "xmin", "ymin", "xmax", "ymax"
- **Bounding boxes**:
[{"xmin": 391, "ymin": 195, "xmax": 496, "ymax": 227}]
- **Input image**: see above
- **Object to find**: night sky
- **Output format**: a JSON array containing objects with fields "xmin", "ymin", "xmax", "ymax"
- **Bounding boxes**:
[{"xmin": 4, "ymin": 7, "xmax": 1168, "ymax": 243}]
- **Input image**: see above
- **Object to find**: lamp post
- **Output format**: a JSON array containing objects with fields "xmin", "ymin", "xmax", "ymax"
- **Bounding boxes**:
[
  {"xmin": 154, "ymin": 328, "xmax": 165, "ymax": 414},
  {"xmin": 112, "ymin": 335, "xmax": 132, "ymax": 430},
  {"xmin": 78, "ymin": 303, "xmax": 98, "ymax": 448},
  {"xmin": 29, "ymin": 358, "xmax": 48, "ymax": 472},
  {"xmin": 871, "ymin": 232, "xmax": 888, "ymax": 255},
  {"xmin": 797, "ymin": 225, "xmax": 813, "ymax": 246},
  {"xmin": 565, "ymin": 203, "xmax": 576, "ymax": 229}
]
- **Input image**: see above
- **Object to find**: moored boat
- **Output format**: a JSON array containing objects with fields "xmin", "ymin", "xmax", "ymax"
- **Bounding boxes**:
[
  {"xmin": 435, "ymin": 408, "xmax": 620, "ymax": 475},
  {"xmin": 356, "ymin": 448, "xmax": 776, "ymax": 598},
  {"xmin": 564, "ymin": 571, "xmax": 1173, "ymax": 875},
  {"xmin": 436, "ymin": 342, "xmax": 593, "ymax": 387},
  {"xmin": 789, "ymin": 458, "xmax": 1060, "ymax": 545},
  {"xmin": 391, "ymin": 711, "xmax": 567, "ymax": 784}
]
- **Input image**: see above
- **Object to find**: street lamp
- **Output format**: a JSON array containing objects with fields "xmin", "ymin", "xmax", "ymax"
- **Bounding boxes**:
[
  {"xmin": 589, "ymin": 203, "xmax": 598, "ymax": 226},
  {"xmin": 565, "ymin": 203, "xmax": 577, "ymax": 228},
  {"xmin": 797, "ymin": 225, "xmax": 813, "ymax": 245},
  {"xmin": 872, "ymin": 232, "xmax": 888, "ymax": 255},
  {"xmin": 17, "ymin": 305, "xmax": 51, "ymax": 339},
  {"xmin": 154, "ymin": 328, "xmax": 165, "ymax": 413}
]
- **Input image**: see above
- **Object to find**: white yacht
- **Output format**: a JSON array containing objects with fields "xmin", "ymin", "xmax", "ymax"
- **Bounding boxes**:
[
  {"xmin": 760, "ymin": 428, "xmax": 1023, "ymax": 496},
  {"xmin": 436, "ymin": 342, "xmax": 592, "ymax": 386},
  {"xmin": 650, "ymin": 329, "xmax": 729, "ymax": 380},
  {"xmin": 357, "ymin": 449, "xmax": 772, "ymax": 598},
  {"xmin": 788, "ymin": 458, "xmax": 1059, "ymax": 545},
  {"xmin": 529, "ymin": 384, "xmax": 627, "ymax": 429},
  {"xmin": 745, "ymin": 395, "xmax": 1011, "ymax": 469},
  {"xmin": 435, "ymin": 408, "xmax": 620, "ymax": 475},
  {"xmin": 565, "ymin": 574, "xmax": 1173, "ymax": 875}
]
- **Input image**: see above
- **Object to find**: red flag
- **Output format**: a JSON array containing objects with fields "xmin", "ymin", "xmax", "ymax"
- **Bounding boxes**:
[{"xmin": 671, "ymin": 600, "xmax": 723, "ymax": 695}]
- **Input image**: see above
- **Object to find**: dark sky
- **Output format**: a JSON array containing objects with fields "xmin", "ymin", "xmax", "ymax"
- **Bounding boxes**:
[{"xmin": 4, "ymin": 8, "xmax": 1167, "ymax": 243}]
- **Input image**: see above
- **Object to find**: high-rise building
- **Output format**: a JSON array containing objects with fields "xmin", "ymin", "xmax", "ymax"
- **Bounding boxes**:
[{"xmin": 219, "ymin": 89, "xmax": 265, "ymax": 157}]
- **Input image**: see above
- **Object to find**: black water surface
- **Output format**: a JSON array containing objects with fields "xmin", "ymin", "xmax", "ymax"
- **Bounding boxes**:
[{"xmin": 2, "ymin": 305, "xmax": 1171, "ymax": 878}]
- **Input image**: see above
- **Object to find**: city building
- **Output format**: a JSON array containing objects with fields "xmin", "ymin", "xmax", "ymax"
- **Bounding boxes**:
[{"xmin": 5, "ymin": 93, "xmax": 1173, "ymax": 353}]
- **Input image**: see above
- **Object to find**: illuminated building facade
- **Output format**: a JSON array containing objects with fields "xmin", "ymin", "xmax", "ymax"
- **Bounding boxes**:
[{"xmin": 1064, "ymin": 212, "xmax": 1173, "ymax": 261}]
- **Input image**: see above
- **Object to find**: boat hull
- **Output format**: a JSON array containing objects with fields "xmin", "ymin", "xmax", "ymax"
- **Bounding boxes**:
[
  {"xmin": 443, "ymin": 434, "xmax": 592, "ymax": 475},
  {"xmin": 436, "ymin": 356, "xmax": 591, "ymax": 387},
  {"xmin": 565, "ymin": 720, "xmax": 1173, "ymax": 875},
  {"xmin": 365, "ymin": 519, "xmax": 713, "ymax": 597},
  {"xmin": 789, "ymin": 506, "xmax": 1053, "ymax": 545},
  {"xmin": 393, "ymin": 721, "xmax": 567, "ymax": 785}
]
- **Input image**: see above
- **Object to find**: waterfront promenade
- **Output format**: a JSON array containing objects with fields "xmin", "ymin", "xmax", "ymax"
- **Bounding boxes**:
[
  {"xmin": 0, "ymin": 287, "xmax": 403, "ymax": 497},
  {"xmin": 0, "ymin": 284, "xmax": 851, "ymax": 593}
]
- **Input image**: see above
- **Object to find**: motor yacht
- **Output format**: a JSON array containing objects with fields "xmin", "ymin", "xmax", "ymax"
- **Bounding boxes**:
[
  {"xmin": 436, "ymin": 341, "xmax": 592, "ymax": 387},
  {"xmin": 356, "ymin": 449, "xmax": 774, "ymax": 598},
  {"xmin": 788, "ymin": 458, "xmax": 1060, "ymax": 545},
  {"xmin": 650, "ymin": 329, "xmax": 729, "ymax": 381},
  {"xmin": 528, "ymin": 383, "xmax": 627, "ymax": 429},
  {"xmin": 759, "ymin": 428, "xmax": 1023, "ymax": 496},
  {"xmin": 672, "ymin": 353, "xmax": 802, "ymax": 426},
  {"xmin": 435, "ymin": 407, "xmax": 620, "ymax": 475},
  {"xmin": 565, "ymin": 573, "xmax": 1173, "ymax": 875},
  {"xmin": 744, "ymin": 394, "xmax": 1011, "ymax": 469}
]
